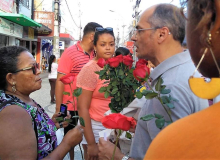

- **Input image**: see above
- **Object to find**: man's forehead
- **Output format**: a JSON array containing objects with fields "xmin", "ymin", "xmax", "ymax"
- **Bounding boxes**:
[{"xmin": 138, "ymin": 5, "xmax": 157, "ymax": 27}]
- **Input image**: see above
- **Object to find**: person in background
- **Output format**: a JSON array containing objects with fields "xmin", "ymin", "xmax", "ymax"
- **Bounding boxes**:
[
  {"xmin": 98, "ymin": 3, "xmax": 209, "ymax": 160},
  {"xmin": 115, "ymin": 47, "xmax": 132, "ymax": 56},
  {"xmin": 144, "ymin": 0, "xmax": 220, "ymax": 159},
  {"xmin": 77, "ymin": 27, "xmax": 115, "ymax": 160},
  {"xmin": 41, "ymin": 56, "xmax": 45, "ymax": 72},
  {"xmin": 0, "ymin": 46, "xmax": 83, "ymax": 160},
  {"xmin": 55, "ymin": 22, "xmax": 102, "ymax": 160},
  {"xmin": 48, "ymin": 55, "xmax": 58, "ymax": 104}
]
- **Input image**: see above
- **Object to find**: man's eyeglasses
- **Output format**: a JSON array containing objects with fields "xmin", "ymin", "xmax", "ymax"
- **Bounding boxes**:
[
  {"xmin": 132, "ymin": 27, "xmax": 160, "ymax": 38},
  {"xmin": 14, "ymin": 63, "xmax": 39, "ymax": 75},
  {"xmin": 95, "ymin": 27, "xmax": 113, "ymax": 32}
]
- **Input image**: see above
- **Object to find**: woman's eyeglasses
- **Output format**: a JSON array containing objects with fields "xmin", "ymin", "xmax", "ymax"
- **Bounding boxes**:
[
  {"xmin": 14, "ymin": 63, "xmax": 39, "ymax": 75},
  {"xmin": 95, "ymin": 27, "xmax": 113, "ymax": 32}
]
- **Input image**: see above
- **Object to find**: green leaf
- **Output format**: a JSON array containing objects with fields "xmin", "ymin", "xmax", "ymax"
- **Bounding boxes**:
[
  {"xmin": 104, "ymin": 92, "xmax": 110, "ymax": 98},
  {"xmin": 145, "ymin": 92, "xmax": 158, "ymax": 99},
  {"xmin": 94, "ymin": 71, "xmax": 100, "ymax": 75},
  {"xmin": 55, "ymin": 117, "xmax": 64, "ymax": 122},
  {"xmin": 160, "ymin": 85, "xmax": 166, "ymax": 91},
  {"xmin": 155, "ymin": 77, "xmax": 163, "ymax": 91},
  {"xmin": 161, "ymin": 89, "xmax": 171, "ymax": 94},
  {"xmin": 136, "ymin": 91, "xmax": 143, "ymax": 99},
  {"xmin": 154, "ymin": 113, "xmax": 164, "ymax": 119},
  {"xmin": 141, "ymin": 90, "xmax": 153, "ymax": 96},
  {"xmin": 118, "ymin": 69, "xmax": 124, "ymax": 76},
  {"xmin": 112, "ymin": 81, "xmax": 117, "ymax": 86},
  {"xmin": 155, "ymin": 118, "xmax": 165, "ymax": 129},
  {"xmin": 99, "ymin": 87, "xmax": 107, "ymax": 93},
  {"xmin": 166, "ymin": 121, "xmax": 172, "ymax": 126},
  {"xmin": 141, "ymin": 114, "xmax": 155, "ymax": 121},
  {"xmin": 63, "ymin": 92, "xmax": 70, "ymax": 96},
  {"xmin": 79, "ymin": 117, "xmax": 85, "ymax": 127},
  {"xmin": 73, "ymin": 88, "xmax": 82, "ymax": 97},
  {"xmin": 166, "ymin": 103, "xmax": 175, "ymax": 109},
  {"xmin": 111, "ymin": 87, "xmax": 118, "ymax": 95},
  {"xmin": 99, "ymin": 70, "xmax": 106, "ymax": 76},
  {"xmin": 64, "ymin": 118, "xmax": 73, "ymax": 123},
  {"xmin": 125, "ymin": 132, "xmax": 132, "ymax": 139},
  {"xmin": 161, "ymin": 96, "xmax": 170, "ymax": 104},
  {"xmin": 107, "ymin": 85, "xmax": 112, "ymax": 92},
  {"xmin": 169, "ymin": 95, "xmax": 179, "ymax": 102}
]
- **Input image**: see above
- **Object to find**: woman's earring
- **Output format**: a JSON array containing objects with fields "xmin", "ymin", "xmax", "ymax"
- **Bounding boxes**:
[
  {"xmin": 188, "ymin": 31, "xmax": 220, "ymax": 99},
  {"xmin": 12, "ymin": 82, "xmax": 16, "ymax": 93}
]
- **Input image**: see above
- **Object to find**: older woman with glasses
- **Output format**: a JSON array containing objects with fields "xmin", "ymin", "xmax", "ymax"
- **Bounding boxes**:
[
  {"xmin": 0, "ymin": 46, "xmax": 83, "ymax": 160},
  {"xmin": 77, "ymin": 27, "xmax": 115, "ymax": 160}
]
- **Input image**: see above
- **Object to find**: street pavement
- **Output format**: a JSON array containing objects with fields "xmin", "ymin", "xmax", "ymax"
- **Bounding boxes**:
[{"xmin": 30, "ymin": 71, "xmax": 83, "ymax": 160}]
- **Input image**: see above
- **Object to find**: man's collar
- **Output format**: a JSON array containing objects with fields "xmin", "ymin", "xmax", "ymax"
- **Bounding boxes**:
[
  {"xmin": 76, "ymin": 41, "xmax": 94, "ymax": 56},
  {"xmin": 150, "ymin": 50, "xmax": 191, "ymax": 82}
]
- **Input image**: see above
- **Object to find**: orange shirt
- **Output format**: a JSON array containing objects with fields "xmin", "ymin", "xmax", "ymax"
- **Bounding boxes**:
[
  {"xmin": 144, "ymin": 101, "xmax": 220, "ymax": 160},
  {"xmin": 76, "ymin": 60, "xmax": 111, "ymax": 122}
]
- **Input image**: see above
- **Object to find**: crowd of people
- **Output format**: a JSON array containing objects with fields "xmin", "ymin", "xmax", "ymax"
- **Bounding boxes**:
[{"xmin": 0, "ymin": 0, "xmax": 219, "ymax": 160}]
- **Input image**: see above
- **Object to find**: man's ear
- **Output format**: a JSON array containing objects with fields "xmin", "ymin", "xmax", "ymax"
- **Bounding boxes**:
[
  {"xmin": 90, "ymin": 33, "xmax": 95, "ymax": 42},
  {"xmin": 157, "ymin": 27, "xmax": 170, "ymax": 44},
  {"xmin": 6, "ymin": 73, "xmax": 16, "ymax": 86}
]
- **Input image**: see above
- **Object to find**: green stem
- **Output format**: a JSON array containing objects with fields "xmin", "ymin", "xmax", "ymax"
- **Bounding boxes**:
[
  {"xmin": 69, "ymin": 83, "xmax": 76, "ymax": 118},
  {"xmin": 145, "ymin": 80, "xmax": 173, "ymax": 122},
  {"xmin": 112, "ymin": 129, "xmax": 121, "ymax": 160}
]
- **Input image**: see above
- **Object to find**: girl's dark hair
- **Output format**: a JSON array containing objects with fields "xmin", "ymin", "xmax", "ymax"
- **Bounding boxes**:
[
  {"xmin": 115, "ymin": 47, "xmax": 131, "ymax": 56},
  {"xmin": 48, "ymin": 55, "xmax": 56, "ymax": 73},
  {"xmin": 180, "ymin": 0, "xmax": 215, "ymax": 46},
  {"xmin": 94, "ymin": 30, "xmax": 115, "ymax": 46},
  {"xmin": 0, "ymin": 46, "xmax": 28, "ymax": 90}
]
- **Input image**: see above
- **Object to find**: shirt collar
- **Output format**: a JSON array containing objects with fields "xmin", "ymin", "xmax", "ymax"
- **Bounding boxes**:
[
  {"xmin": 75, "ymin": 41, "xmax": 95, "ymax": 57},
  {"xmin": 150, "ymin": 50, "xmax": 191, "ymax": 82}
]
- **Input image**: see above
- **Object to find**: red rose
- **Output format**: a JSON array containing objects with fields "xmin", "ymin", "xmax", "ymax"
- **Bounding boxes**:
[
  {"xmin": 97, "ymin": 58, "xmax": 106, "ymax": 68},
  {"xmin": 133, "ymin": 65, "xmax": 150, "ymax": 81},
  {"xmin": 60, "ymin": 73, "xmax": 75, "ymax": 84},
  {"xmin": 136, "ymin": 59, "xmax": 148, "ymax": 68},
  {"xmin": 107, "ymin": 57, "xmax": 120, "ymax": 68},
  {"xmin": 116, "ymin": 54, "xmax": 123, "ymax": 63},
  {"xmin": 123, "ymin": 55, "xmax": 133, "ymax": 68},
  {"xmin": 102, "ymin": 113, "xmax": 137, "ymax": 131}
]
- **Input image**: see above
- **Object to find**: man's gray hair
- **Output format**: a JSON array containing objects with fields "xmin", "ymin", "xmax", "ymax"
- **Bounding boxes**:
[{"xmin": 148, "ymin": 3, "xmax": 185, "ymax": 44}]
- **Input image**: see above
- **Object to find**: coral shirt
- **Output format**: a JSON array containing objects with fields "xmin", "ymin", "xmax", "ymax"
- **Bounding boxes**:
[
  {"xmin": 58, "ymin": 41, "xmax": 94, "ymax": 111},
  {"xmin": 76, "ymin": 60, "xmax": 111, "ymax": 122}
]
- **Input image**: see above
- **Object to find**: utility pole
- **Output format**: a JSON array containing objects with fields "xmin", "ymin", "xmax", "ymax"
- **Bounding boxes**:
[
  {"xmin": 132, "ymin": 0, "xmax": 141, "ymax": 64},
  {"xmin": 78, "ymin": 2, "xmax": 82, "ymax": 41},
  {"xmin": 53, "ymin": 0, "xmax": 60, "ymax": 58},
  {"xmin": 122, "ymin": 24, "xmax": 126, "ymax": 46}
]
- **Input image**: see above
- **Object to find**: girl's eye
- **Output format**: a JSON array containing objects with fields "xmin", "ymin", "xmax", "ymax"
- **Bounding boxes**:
[
  {"xmin": 110, "ymin": 44, "xmax": 115, "ymax": 46},
  {"xmin": 101, "ymin": 44, "xmax": 105, "ymax": 46}
]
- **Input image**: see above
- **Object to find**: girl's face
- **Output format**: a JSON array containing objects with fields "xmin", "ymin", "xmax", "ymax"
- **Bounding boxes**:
[{"xmin": 95, "ymin": 33, "xmax": 115, "ymax": 60}]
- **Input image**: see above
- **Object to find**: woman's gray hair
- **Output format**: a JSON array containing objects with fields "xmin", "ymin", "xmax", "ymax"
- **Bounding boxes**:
[{"xmin": 147, "ymin": 3, "xmax": 185, "ymax": 44}]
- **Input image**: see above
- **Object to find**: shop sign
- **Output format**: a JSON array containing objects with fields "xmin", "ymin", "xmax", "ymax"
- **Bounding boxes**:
[
  {"xmin": 59, "ymin": 41, "xmax": 65, "ymax": 50},
  {"xmin": 0, "ymin": 0, "xmax": 14, "ymax": 13},
  {"xmin": 34, "ymin": 11, "xmax": 54, "ymax": 36},
  {"xmin": 0, "ymin": 17, "xmax": 23, "ymax": 38},
  {"xmin": 28, "ymin": 27, "xmax": 34, "ymax": 39}
]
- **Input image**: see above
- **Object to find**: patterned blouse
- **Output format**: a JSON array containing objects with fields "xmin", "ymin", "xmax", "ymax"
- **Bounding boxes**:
[{"xmin": 0, "ymin": 90, "xmax": 57, "ymax": 160}]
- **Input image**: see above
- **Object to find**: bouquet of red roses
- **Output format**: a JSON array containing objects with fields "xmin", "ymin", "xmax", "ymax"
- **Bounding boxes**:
[{"xmin": 96, "ymin": 54, "xmax": 141, "ymax": 113}]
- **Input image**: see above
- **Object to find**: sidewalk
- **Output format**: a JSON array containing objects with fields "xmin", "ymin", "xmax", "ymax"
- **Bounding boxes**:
[{"xmin": 30, "ymin": 71, "xmax": 83, "ymax": 160}]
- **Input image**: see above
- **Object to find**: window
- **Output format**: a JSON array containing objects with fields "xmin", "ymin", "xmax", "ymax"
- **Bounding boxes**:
[{"xmin": 20, "ymin": 0, "xmax": 29, "ymax": 8}]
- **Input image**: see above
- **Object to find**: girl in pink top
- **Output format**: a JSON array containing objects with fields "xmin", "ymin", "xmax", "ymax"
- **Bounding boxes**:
[{"xmin": 77, "ymin": 27, "xmax": 115, "ymax": 160}]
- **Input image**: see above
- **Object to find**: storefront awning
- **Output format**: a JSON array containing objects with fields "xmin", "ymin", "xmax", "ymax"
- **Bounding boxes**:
[{"xmin": 0, "ymin": 13, "xmax": 42, "ymax": 27}]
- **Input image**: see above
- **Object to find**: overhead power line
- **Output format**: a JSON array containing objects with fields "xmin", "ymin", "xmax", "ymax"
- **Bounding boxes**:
[
  {"xmin": 34, "ymin": 0, "xmax": 45, "ymax": 10},
  {"xmin": 64, "ymin": 0, "xmax": 79, "ymax": 28}
]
